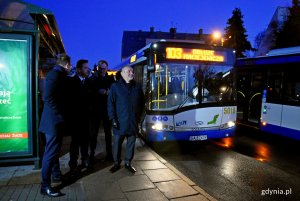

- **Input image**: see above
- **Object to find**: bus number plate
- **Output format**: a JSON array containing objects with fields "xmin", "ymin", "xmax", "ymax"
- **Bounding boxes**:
[{"xmin": 189, "ymin": 135, "xmax": 207, "ymax": 141}]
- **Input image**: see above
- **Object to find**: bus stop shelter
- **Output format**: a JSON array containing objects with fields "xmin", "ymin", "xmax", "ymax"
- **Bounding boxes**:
[{"xmin": 0, "ymin": 0, "xmax": 66, "ymax": 168}]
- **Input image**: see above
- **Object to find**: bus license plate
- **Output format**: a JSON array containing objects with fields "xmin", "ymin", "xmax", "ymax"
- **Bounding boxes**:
[{"xmin": 189, "ymin": 135, "xmax": 207, "ymax": 141}]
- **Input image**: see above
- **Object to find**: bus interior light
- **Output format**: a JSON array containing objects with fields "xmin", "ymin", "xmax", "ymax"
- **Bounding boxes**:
[
  {"xmin": 262, "ymin": 122, "xmax": 267, "ymax": 126},
  {"xmin": 220, "ymin": 86, "xmax": 227, "ymax": 92},
  {"xmin": 222, "ymin": 71, "xmax": 230, "ymax": 78}
]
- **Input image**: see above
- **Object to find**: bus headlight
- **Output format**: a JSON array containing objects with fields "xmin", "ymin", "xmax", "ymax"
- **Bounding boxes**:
[
  {"xmin": 150, "ymin": 123, "xmax": 173, "ymax": 131},
  {"xmin": 151, "ymin": 123, "xmax": 163, "ymax": 130},
  {"xmin": 220, "ymin": 121, "xmax": 235, "ymax": 129},
  {"xmin": 227, "ymin": 121, "xmax": 235, "ymax": 127}
]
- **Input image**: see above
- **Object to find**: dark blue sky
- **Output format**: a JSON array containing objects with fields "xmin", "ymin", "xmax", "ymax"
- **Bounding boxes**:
[{"xmin": 25, "ymin": 0, "xmax": 291, "ymax": 69}]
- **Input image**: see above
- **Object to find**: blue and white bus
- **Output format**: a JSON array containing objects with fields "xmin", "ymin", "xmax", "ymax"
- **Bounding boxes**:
[
  {"xmin": 115, "ymin": 41, "xmax": 236, "ymax": 142},
  {"xmin": 236, "ymin": 47, "xmax": 300, "ymax": 140}
]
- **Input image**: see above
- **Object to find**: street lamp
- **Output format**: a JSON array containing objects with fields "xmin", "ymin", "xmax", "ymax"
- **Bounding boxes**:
[{"xmin": 211, "ymin": 30, "xmax": 223, "ymax": 46}]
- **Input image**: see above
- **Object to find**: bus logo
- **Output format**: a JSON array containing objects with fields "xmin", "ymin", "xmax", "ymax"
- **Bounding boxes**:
[
  {"xmin": 176, "ymin": 120, "xmax": 187, "ymax": 126},
  {"xmin": 207, "ymin": 114, "xmax": 219, "ymax": 125}
]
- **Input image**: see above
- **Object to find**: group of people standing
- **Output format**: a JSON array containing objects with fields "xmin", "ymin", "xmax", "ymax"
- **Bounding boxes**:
[{"xmin": 39, "ymin": 54, "xmax": 144, "ymax": 197}]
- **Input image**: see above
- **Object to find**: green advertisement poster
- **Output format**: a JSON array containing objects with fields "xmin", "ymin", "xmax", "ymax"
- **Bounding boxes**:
[{"xmin": 0, "ymin": 35, "xmax": 29, "ymax": 154}]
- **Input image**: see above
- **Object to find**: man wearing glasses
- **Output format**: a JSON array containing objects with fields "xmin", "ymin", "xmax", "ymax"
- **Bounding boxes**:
[{"xmin": 89, "ymin": 60, "xmax": 115, "ymax": 164}]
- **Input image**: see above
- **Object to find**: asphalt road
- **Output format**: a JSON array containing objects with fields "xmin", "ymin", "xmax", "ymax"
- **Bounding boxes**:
[{"xmin": 153, "ymin": 125, "xmax": 300, "ymax": 201}]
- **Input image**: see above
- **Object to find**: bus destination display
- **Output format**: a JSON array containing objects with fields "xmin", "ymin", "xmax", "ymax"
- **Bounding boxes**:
[{"xmin": 166, "ymin": 47, "xmax": 225, "ymax": 62}]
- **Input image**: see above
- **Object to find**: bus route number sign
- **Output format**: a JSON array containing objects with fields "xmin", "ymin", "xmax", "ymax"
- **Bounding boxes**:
[{"xmin": 223, "ymin": 107, "xmax": 236, "ymax": 115}]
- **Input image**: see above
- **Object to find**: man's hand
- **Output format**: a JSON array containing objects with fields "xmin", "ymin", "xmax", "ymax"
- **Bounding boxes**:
[
  {"xmin": 99, "ymin": 89, "xmax": 107, "ymax": 95},
  {"xmin": 111, "ymin": 119, "xmax": 119, "ymax": 129}
]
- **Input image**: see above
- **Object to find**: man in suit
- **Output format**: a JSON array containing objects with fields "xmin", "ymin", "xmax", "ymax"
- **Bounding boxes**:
[
  {"xmin": 89, "ymin": 60, "xmax": 115, "ymax": 164},
  {"xmin": 107, "ymin": 66, "xmax": 144, "ymax": 173},
  {"xmin": 68, "ymin": 59, "xmax": 91, "ymax": 171},
  {"xmin": 39, "ymin": 54, "xmax": 72, "ymax": 197}
]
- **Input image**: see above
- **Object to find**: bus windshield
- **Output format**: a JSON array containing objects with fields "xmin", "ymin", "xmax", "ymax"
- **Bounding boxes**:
[{"xmin": 149, "ymin": 63, "xmax": 234, "ymax": 111}]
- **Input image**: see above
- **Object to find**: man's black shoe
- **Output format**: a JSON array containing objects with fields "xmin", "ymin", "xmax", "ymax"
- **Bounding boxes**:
[
  {"xmin": 81, "ymin": 160, "xmax": 89, "ymax": 168},
  {"xmin": 125, "ymin": 164, "xmax": 136, "ymax": 173},
  {"xmin": 110, "ymin": 164, "xmax": 120, "ymax": 173},
  {"xmin": 40, "ymin": 187, "xmax": 62, "ymax": 197}
]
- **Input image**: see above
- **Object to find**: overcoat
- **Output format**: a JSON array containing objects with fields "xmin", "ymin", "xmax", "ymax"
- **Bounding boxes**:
[
  {"xmin": 39, "ymin": 65, "xmax": 69, "ymax": 135},
  {"xmin": 107, "ymin": 78, "xmax": 144, "ymax": 136}
]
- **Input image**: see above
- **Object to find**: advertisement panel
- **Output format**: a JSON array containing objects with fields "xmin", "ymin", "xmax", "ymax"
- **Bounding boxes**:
[{"xmin": 0, "ymin": 33, "xmax": 32, "ymax": 157}]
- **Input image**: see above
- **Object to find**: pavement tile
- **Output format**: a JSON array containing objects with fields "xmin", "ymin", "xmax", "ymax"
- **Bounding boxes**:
[
  {"xmin": 73, "ymin": 181, "xmax": 87, "ymax": 201},
  {"xmin": 170, "ymin": 194, "xmax": 209, "ymax": 201},
  {"xmin": 1, "ymin": 185, "xmax": 16, "ymax": 201},
  {"xmin": 136, "ymin": 160, "xmax": 167, "ymax": 170},
  {"xmin": 0, "ymin": 166, "xmax": 18, "ymax": 186},
  {"xmin": 0, "ymin": 172, "xmax": 14, "ymax": 186},
  {"xmin": 81, "ymin": 170, "xmax": 126, "ymax": 201},
  {"xmin": 93, "ymin": 183, "xmax": 125, "ymax": 201},
  {"xmin": 165, "ymin": 163, "xmax": 195, "ymax": 186},
  {"xmin": 118, "ymin": 174, "xmax": 155, "ymax": 192},
  {"xmin": 155, "ymin": 180, "xmax": 198, "ymax": 199},
  {"xmin": 125, "ymin": 188, "xmax": 168, "ymax": 201},
  {"xmin": 144, "ymin": 169, "xmax": 180, "ymax": 183},
  {"xmin": 134, "ymin": 150, "xmax": 157, "ymax": 161},
  {"xmin": 9, "ymin": 184, "xmax": 24, "ymax": 200},
  {"xmin": 8, "ymin": 171, "xmax": 40, "ymax": 185}
]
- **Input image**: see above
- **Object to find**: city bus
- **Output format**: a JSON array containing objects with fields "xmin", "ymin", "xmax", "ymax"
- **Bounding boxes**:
[
  {"xmin": 114, "ymin": 40, "xmax": 237, "ymax": 142},
  {"xmin": 236, "ymin": 47, "xmax": 300, "ymax": 140}
]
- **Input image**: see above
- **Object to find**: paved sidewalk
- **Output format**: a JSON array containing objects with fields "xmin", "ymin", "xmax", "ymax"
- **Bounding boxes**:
[{"xmin": 0, "ymin": 132, "xmax": 216, "ymax": 201}]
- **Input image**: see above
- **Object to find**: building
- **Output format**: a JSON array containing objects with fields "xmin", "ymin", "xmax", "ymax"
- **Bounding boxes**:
[
  {"xmin": 255, "ymin": 7, "xmax": 289, "ymax": 56},
  {"xmin": 121, "ymin": 27, "xmax": 213, "ymax": 60}
]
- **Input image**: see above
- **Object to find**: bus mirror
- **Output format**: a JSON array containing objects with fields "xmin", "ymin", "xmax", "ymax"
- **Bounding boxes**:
[{"xmin": 143, "ymin": 49, "xmax": 155, "ymax": 72}]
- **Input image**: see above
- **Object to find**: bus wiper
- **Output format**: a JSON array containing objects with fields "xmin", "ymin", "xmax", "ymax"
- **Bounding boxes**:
[{"xmin": 176, "ymin": 95, "xmax": 190, "ymax": 112}]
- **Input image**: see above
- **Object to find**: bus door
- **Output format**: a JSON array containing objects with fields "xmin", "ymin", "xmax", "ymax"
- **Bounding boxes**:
[
  {"xmin": 237, "ymin": 71, "xmax": 265, "ymax": 124},
  {"xmin": 248, "ymin": 71, "xmax": 265, "ymax": 123},
  {"xmin": 237, "ymin": 72, "xmax": 250, "ymax": 121}
]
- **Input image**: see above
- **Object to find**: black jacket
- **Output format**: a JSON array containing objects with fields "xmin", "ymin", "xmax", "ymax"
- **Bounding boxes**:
[
  {"xmin": 107, "ymin": 78, "xmax": 144, "ymax": 135},
  {"xmin": 67, "ymin": 74, "xmax": 92, "ymax": 122},
  {"xmin": 90, "ymin": 73, "xmax": 115, "ymax": 116},
  {"xmin": 39, "ymin": 65, "xmax": 69, "ymax": 135}
]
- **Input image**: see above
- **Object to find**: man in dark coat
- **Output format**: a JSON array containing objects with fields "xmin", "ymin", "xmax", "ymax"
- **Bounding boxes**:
[
  {"xmin": 39, "ymin": 54, "xmax": 72, "ymax": 197},
  {"xmin": 107, "ymin": 66, "xmax": 144, "ymax": 173},
  {"xmin": 89, "ymin": 60, "xmax": 115, "ymax": 163},
  {"xmin": 68, "ymin": 59, "xmax": 91, "ymax": 170}
]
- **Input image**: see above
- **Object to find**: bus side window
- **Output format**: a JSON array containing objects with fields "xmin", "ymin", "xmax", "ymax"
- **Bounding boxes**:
[
  {"xmin": 284, "ymin": 70, "xmax": 300, "ymax": 105},
  {"xmin": 267, "ymin": 72, "xmax": 282, "ymax": 103}
]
